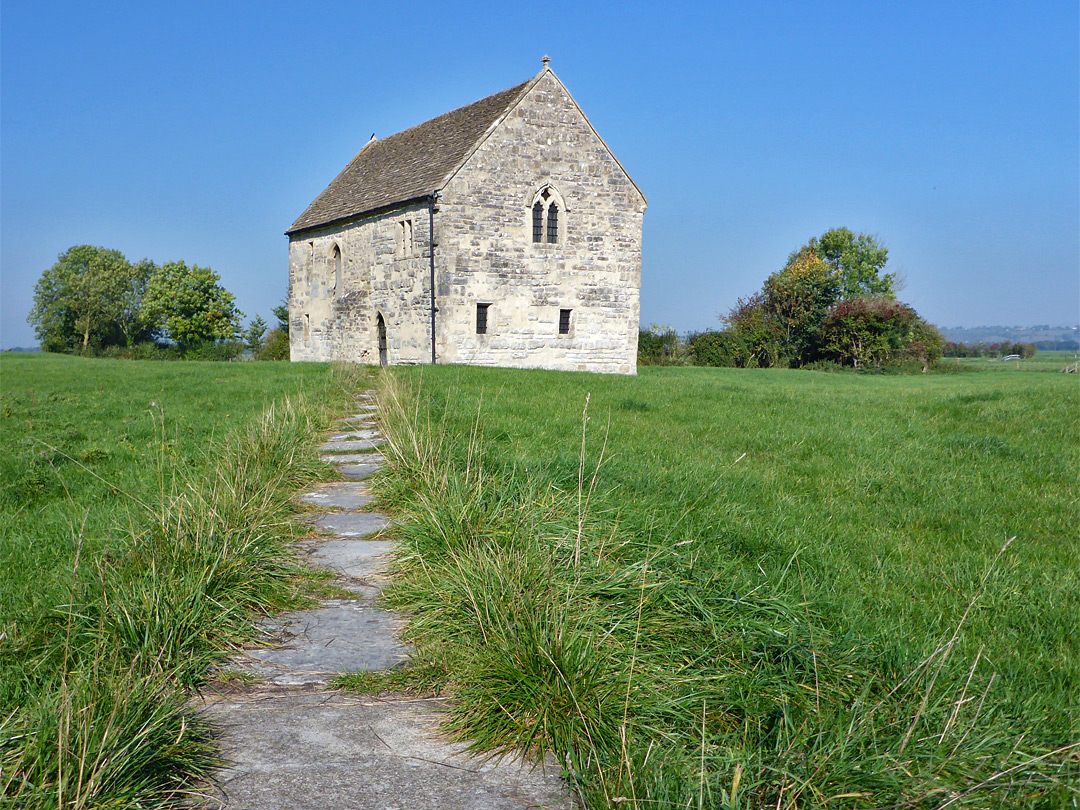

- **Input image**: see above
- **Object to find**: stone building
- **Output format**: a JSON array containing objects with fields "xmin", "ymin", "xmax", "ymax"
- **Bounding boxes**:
[{"xmin": 286, "ymin": 59, "xmax": 646, "ymax": 374}]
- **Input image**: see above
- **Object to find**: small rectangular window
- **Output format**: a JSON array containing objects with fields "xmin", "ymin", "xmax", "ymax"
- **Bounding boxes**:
[
  {"xmin": 303, "ymin": 313, "xmax": 311, "ymax": 341},
  {"xmin": 559, "ymin": 308, "xmax": 572, "ymax": 335},
  {"xmin": 476, "ymin": 303, "xmax": 490, "ymax": 335}
]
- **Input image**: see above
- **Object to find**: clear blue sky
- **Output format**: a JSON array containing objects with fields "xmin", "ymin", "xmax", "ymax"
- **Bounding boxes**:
[{"xmin": 2, "ymin": 0, "xmax": 1077, "ymax": 349}]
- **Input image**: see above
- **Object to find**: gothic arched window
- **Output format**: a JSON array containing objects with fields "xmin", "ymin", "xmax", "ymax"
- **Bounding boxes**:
[
  {"xmin": 532, "ymin": 201, "xmax": 544, "ymax": 242},
  {"xmin": 530, "ymin": 186, "xmax": 564, "ymax": 244}
]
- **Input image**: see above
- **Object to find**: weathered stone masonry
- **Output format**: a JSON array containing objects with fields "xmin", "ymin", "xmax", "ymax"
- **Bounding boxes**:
[{"xmin": 287, "ymin": 63, "xmax": 646, "ymax": 374}]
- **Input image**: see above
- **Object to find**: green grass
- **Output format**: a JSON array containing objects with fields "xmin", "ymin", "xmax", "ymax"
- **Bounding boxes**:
[
  {"xmin": 368, "ymin": 362, "xmax": 1079, "ymax": 809},
  {"xmin": 1, "ymin": 353, "xmax": 363, "ymax": 807},
  {"xmin": 949, "ymin": 349, "xmax": 1079, "ymax": 373}
]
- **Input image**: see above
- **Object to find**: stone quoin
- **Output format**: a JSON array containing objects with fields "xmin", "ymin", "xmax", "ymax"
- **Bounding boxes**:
[{"xmin": 286, "ymin": 59, "xmax": 646, "ymax": 374}]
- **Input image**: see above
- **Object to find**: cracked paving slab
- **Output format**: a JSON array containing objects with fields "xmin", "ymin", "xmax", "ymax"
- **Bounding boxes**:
[
  {"xmin": 203, "ymin": 693, "xmax": 576, "ymax": 810},
  {"xmin": 338, "ymin": 461, "xmax": 383, "ymax": 480},
  {"xmin": 313, "ymin": 511, "xmax": 392, "ymax": 537},
  {"xmin": 327, "ymin": 428, "xmax": 381, "ymax": 441},
  {"xmin": 320, "ymin": 438, "xmax": 386, "ymax": 452},
  {"xmin": 299, "ymin": 482, "xmax": 374, "ymax": 510},
  {"xmin": 300, "ymin": 537, "xmax": 396, "ymax": 579},
  {"xmin": 320, "ymin": 452, "xmax": 384, "ymax": 464},
  {"xmin": 234, "ymin": 603, "xmax": 409, "ymax": 685}
]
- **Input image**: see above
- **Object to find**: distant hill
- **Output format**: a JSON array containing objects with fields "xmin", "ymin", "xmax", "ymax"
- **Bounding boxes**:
[
  {"xmin": 1, "ymin": 346, "xmax": 42, "ymax": 353},
  {"xmin": 938, "ymin": 325, "xmax": 1078, "ymax": 350}
]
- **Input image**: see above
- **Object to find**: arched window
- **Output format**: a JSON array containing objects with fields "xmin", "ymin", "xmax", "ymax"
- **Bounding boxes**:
[
  {"xmin": 530, "ymin": 186, "xmax": 564, "ymax": 244},
  {"xmin": 331, "ymin": 244, "xmax": 343, "ymax": 295},
  {"xmin": 532, "ymin": 202, "xmax": 544, "ymax": 242}
]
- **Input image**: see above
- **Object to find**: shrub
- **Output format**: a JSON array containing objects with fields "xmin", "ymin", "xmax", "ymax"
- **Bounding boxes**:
[
  {"xmin": 180, "ymin": 339, "xmax": 244, "ymax": 361},
  {"xmin": 638, "ymin": 325, "xmax": 686, "ymax": 366},
  {"xmin": 687, "ymin": 330, "xmax": 745, "ymax": 367},
  {"xmin": 257, "ymin": 328, "xmax": 290, "ymax": 361},
  {"xmin": 820, "ymin": 298, "xmax": 942, "ymax": 369}
]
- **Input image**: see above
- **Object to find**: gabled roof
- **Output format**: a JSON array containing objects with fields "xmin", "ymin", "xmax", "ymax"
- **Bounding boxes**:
[{"xmin": 287, "ymin": 79, "xmax": 534, "ymax": 235}]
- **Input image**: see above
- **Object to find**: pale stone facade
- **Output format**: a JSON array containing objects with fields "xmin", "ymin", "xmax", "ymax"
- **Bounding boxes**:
[{"xmin": 287, "ymin": 64, "xmax": 646, "ymax": 374}]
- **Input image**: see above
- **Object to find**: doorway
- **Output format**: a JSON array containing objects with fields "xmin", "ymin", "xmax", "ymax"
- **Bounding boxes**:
[{"xmin": 376, "ymin": 313, "xmax": 387, "ymax": 367}]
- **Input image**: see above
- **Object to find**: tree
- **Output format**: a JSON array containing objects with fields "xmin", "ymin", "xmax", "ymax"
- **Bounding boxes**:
[
  {"xmin": 28, "ymin": 245, "xmax": 139, "ymax": 352},
  {"xmin": 761, "ymin": 250, "xmax": 838, "ymax": 364},
  {"xmin": 789, "ymin": 227, "xmax": 894, "ymax": 300},
  {"xmin": 723, "ymin": 292, "xmax": 784, "ymax": 367},
  {"xmin": 142, "ymin": 261, "xmax": 242, "ymax": 347},
  {"xmin": 115, "ymin": 258, "xmax": 157, "ymax": 347},
  {"xmin": 245, "ymin": 315, "xmax": 268, "ymax": 354},
  {"xmin": 717, "ymin": 228, "xmax": 937, "ymax": 370},
  {"xmin": 819, "ymin": 298, "xmax": 943, "ymax": 369},
  {"xmin": 257, "ymin": 328, "xmax": 290, "ymax": 361},
  {"xmin": 271, "ymin": 299, "xmax": 290, "ymax": 336}
]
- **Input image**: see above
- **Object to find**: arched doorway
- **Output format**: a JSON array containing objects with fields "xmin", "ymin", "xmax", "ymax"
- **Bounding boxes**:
[{"xmin": 376, "ymin": 313, "xmax": 387, "ymax": 367}]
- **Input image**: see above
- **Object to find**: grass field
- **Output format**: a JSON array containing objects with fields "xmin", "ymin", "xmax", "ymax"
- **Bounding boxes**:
[
  {"xmin": 949, "ymin": 349, "xmax": 1079, "ymax": 373},
  {"xmin": 1, "ymin": 353, "xmax": 358, "ymax": 807},
  {"xmin": 3, "ymin": 353, "xmax": 1076, "ymax": 808},
  {"xmin": 366, "ymin": 361, "xmax": 1079, "ymax": 808}
]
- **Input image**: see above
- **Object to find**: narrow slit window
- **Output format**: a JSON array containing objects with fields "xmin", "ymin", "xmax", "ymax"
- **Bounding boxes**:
[
  {"xmin": 399, "ymin": 219, "xmax": 414, "ymax": 257},
  {"xmin": 532, "ymin": 202, "xmax": 544, "ymax": 243},
  {"xmin": 547, "ymin": 203, "xmax": 558, "ymax": 243},
  {"xmin": 476, "ymin": 303, "xmax": 490, "ymax": 335},
  {"xmin": 559, "ymin": 308, "xmax": 572, "ymax": 335},
  {"xmin": 332, "ymin": 245, "xmax": 342, "ymax": 293}
]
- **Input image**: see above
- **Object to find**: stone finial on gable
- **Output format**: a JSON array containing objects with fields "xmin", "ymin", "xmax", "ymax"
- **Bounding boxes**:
[{"xmin": 541, "ymin": 55, "xmax": 551, "ymax": 69}]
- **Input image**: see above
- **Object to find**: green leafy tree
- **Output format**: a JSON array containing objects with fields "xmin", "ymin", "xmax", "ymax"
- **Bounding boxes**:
[
  {"xmin": 142, "ymin": 261, "xmax": 242, "ymax": 347},
  {"xmin": 244, "ymin": 315, "xmax": 268, "ymax": 354},
  {"xmin": 28, "ymin": 245, "xmax": 139, "ymax": 352},
  {"xmin": 271, "ymin": 299, "xmax": 290, "ymax": 335},
  {"xmin": 721, "ymin": 228, "xmax": 908, "ymax": 368},
  {"xmin": 761, "ymin": 250, "xmax": 838, "ymax": 364},
  {"xmin": 723, "ymin": 293, "xmax": 784, "ymax": 367},
  {"xmin": 115, "ymin": 258, "xmax": 157, "ymax": 347},
  {"xmin": 256, "ymin": 328, "xmax": 290, "ymax": 361},
  {"xmin": 790, "ymin": 227, "xmax": 894, "ymax": 300},
  {"xmin": 820, "ymin": 298, "xmax": 943, "ymax": 369}
]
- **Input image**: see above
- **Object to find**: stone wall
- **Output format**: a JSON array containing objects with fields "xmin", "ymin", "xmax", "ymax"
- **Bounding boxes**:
[
  {"xmin": 436, "ymin": 71, "xmax": 645, "ymax": 374},
  {"xmin": 288, "ymin": 200, "xmax": 433, "ymax": 364}
]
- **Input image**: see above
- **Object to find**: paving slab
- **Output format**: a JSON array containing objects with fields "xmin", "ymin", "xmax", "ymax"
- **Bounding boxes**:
[
  {"xmin": 321, "ymin": 453, "xmax": 382, "ymax": 464},
  {"xmin": 327, "ymin": 428, "xmax": 381, "ymax": 441},
  {"xmin": 313, "ymin": 511, "xmax": 391, "ymax": 537},
  {"xmin": 236, "ymin": 603, "xmax": 409, "ymax": 684},
  {"xmin": 204, "ymin": 693, "xmax": 576, "ymax": 810},
  {"xmin": 339, "ymin": 461, "xmax": 383, "ymax": 480},
  {"xmin": 302, "ymin": 537, "xmax": 396, "ymax": 578},
  {"xmin": 336, "ymin": 581, "xmax": 383, "ymax": 601},
  {"xmin": 320, "ymin": 438, "xmax": 386, "ymax": 452},
  {"xmin": 298, "ymin": 482, "xmax": 373, "ymax": 510},
  {"xmin": 341, "ymin": 414, "xmax": 376, "ymax": 425}
]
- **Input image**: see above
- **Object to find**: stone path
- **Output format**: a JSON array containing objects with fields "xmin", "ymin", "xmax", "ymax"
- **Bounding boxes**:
[{"xmin": 201, "ymin": 392, "xmax": 575, "ymax": 809}]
